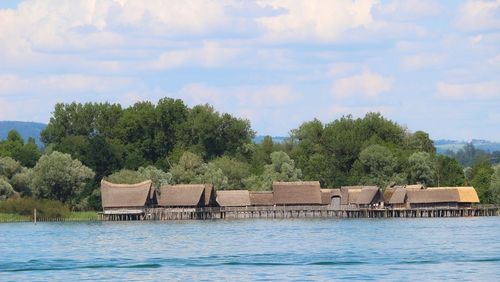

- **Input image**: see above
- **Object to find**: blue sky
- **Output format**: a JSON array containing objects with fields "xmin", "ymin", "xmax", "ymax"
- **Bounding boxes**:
[{"xmin": 0, "ymin": 0, "xmax": 499, "ymax": 140}]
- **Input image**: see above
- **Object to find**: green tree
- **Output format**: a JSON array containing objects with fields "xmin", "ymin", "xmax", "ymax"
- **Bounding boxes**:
[
  {"xmin": 11, "ymin": 168, "xmax": 33, "ymax": 197},
  {"xmin": 351, "ymin": 144, "xmax": 401, "ymax": 188},
  {"xmin": 0, "ymin": 177, "xmax": 15, "ymax": 200},
  {"xmin": 434, "ymin": 155, "xmax": 465, "ymax": 186},
  {"xmin": 170, "ymin": 151, "xmax": 206, "ymax": 184},
  {"xmin": 31, "ymin": 151, "xmax": 95, "ymax": 206},
  {"xmin": 244, "ymin": 151, "xmax": 302, "ymax": 190},
  {"xmin": 470, "ymin": 158, "xmax": 494, "ymax": 203},
  {"xmin": 408, "ymin": 152, "xmax": 434, "ymax": 186},
  {"xmin": 106, "ymin": 169, "xmax": 146, "ymax": 184},
  {"xmin": 0, "ymin": 157, "xmax": 22, "ymax": 179},
  {"xmin": 210, "ymin": 156, "xmax": 251, "ymax": 188},
  {"xmin": 0, "ymin": 130, "xmax": 41, "ymax": 167},
  {"xmin": 137, "ymin": 165, "xmax": 172, "ymax": 190},
  {"xmin": 489, "ymin": 165, "xmax": 500, "ymax": 204}
]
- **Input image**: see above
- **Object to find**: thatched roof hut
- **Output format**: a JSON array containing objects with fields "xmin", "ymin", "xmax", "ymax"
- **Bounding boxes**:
[
  {"xmin": 407, "ymin": 187, "xmax": 458, "ymax": 203},
  {"xmin": 158, "ymin": 184, "xmax": 206, "ymax": 207},
  {"xmin": 273, "ymin": 181, "xmax": 322, "ymax": 205},
  {"xmin": 101, "ymin": 179, "xmax": 153, "ymax": 209},
  {"xmin": 407, "ymin": 187, "xmax": 479, "ymax": 204},
  {"xmin": 320, "ymin": 189, "xmax": 341, "ymax": 205},
  {"xmin": 249, "ymin": 191, "xmax": 274, "ymax": 206},
  {"xmin": 216, "ymin": 190, "xmax": 251, "ymax": 207},
  {"xmin": 340, "ymin": 186, "xmax": 381, "ymax": 206}
]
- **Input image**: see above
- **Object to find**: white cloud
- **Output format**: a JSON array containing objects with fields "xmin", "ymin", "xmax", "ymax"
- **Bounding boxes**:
[
  {"xmin": 437, "ymin": 81, "xmax": 500, "ymax": 99},
  {"xmin": 401, "ymin": 53, "xmax": 446, "ymax": 71},
  {"xmin": 376, "ymin": 0, "xmax": 442, "ymax": 20},
  {"xmin": 151, "ymin": 41, "xmax": 242, "ymax": 70},
  {"xmin": 256, "ymin": 0, "xmax": 377, "ymax": 42},
  {"xmin": 331, "ymin": 70, "xmax": 393, "ymax": 98},
  {"xmin": 175, "ymin": 83, "xmax": 302, "ymax": 109},
  {"xmin": 0, "ymin": 74, "xmax": 134, "ymax": 94},
  {"xmin": 456, "ymin": 0, "xmax": 500, "ymax": 31}
]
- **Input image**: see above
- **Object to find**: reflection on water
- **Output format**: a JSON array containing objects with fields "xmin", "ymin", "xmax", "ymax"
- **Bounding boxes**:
[{"xmin": 0, "ymin": 218, "xmax": 499, "ymax": 281}]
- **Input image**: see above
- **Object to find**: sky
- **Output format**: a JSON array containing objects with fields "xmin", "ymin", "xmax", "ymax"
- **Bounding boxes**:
[{"xmin": 0, "ymin": 0, "xmax": 499, "ymax": 140}]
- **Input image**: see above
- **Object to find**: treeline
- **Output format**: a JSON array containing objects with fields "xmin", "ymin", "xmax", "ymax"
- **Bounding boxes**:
[{"xmin": 1, "ymin": 98, "xmax": 500, "ymax": 210}]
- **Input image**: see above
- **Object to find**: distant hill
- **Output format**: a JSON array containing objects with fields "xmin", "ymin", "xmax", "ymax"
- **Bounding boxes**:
[
  {"xmin": 434, "ymin": 139, "xmax": 500, "ymax": 154},
  {"xmin": 0, "ymin": 121, "xmax": 47, "ymax": 147}
]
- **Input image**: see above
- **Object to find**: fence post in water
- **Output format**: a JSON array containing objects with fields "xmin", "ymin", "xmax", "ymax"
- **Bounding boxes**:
[{"xmin": 34, "ymin": 208, "xmax": 37, "ymax": 224}]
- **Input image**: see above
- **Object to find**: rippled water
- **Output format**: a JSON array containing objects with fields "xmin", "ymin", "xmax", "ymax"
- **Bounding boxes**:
[{"xmin": 1, "ymin": 217, "xmax": 499, "ymax": 281}]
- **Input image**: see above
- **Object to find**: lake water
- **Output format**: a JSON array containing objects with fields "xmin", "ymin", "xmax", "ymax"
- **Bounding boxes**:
[{"xmin": 1, "ymin": 217, "xmax": 499, "ymax": 281}]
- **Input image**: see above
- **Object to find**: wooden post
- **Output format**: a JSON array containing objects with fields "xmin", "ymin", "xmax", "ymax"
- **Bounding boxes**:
[{"xmin": 34, "ymin": 208, "xmax": 37, "ymax": 224}]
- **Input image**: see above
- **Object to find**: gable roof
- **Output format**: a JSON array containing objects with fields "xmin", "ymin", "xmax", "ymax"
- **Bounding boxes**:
[
  {"xmin": 203, "ymin": 184, "xmax": 216, "ymax": 206},
  {"xmin": 407, "ymin": 187, "xmax": 460, "ymax": 204},
  {"xmin": 389, "ymin": 188, "xmax": 406, "ymax": 204},
  {"xmin": 158, "ymin": 184, "xmax": 205, "ymax": 207},
  {"xmin": 249, "ymin": 191, "xmax": 274, "ymax": 206},
  {"xmin": 273, "ymin": 181, "xmax": 322, "ymax": 205},
  {"xmin": 354, "ymin": 187, "xmax": 380, "ymax": 204},
  {"xmin": 216, "ymin": 190, "xmax": 251, "ymax": 207},
  {"xmin": 320, "ymin": 189, "xmax": 341, "ymax": 205},
  {"xmin": 101, "ymin": 179, "xmax": 152, "ymax": 209},
  {"xmin": 456, "ymin": 187, "xmax": 480, "ymax": 203}
]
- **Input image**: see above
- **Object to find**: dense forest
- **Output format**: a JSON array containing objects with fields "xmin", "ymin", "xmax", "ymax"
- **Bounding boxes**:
[{"xmin": 1, "ymin": 98, "xmax": 500, "ymax": 211}]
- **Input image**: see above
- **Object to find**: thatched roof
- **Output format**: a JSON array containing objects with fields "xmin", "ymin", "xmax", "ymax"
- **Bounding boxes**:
[
  {"xmin": 389, "ymin": 188, "xmax": 406, "ymax": 204},
  {"xmin": 407, "ymin": 187, "xmax": 459, "ymax": 204},
  {"xmin": 340, "ymin": 186, "xmax": 362, "ymax": 205},
  {"xmin": 320, "ymin": 189, "xmax": 341, "ymax": 205},
  {"xmin": 406, "ymin": 184, "xmax": 425, "ymax": 190},
  {"xmin": 340, "ymin": 186, "xmax": 380, "ymax": 205},
  {"xmin": 249, "ymin": 191, "xmax": 274, "ymax": 206},
  {"xmin": 383, "ymin": 187, "xmax": 396, "ymax": 204},
  {"xmin": 101, "ymin": 179, "xmax": 152, "ymax": 209},
  {"xmin": 203, "ymin": 184, "xmax": 216, "ymax": 206},
  {"xmin": 273, "ymin": 181, "xmax": 322, "ymax": 205},
  {"xmin": 216, "ymin": 190, "xmax": 251, "ymax": 207},
  {"xmin": 158, "ymin": 184, "xmax": 205, "ymax": 207},
  {"xmin": 355, "ymin": 187, "xmax": 380, "ymax": 204},
  {"xmin": 456, "ymin": 187, "xmax": 480, "ymax": 203}
]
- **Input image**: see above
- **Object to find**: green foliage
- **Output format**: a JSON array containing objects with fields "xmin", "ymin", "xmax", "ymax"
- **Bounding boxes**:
[
  {"xmin": 137, "ymin": 165, "xmax": 172, "ymax": 189},
  {"xmin": 406, "ymin": 131, "xmax": 435, "ymax": 154},
  {"xmin": 106, "ymin": 169, "xmax": 147, "ymax": 184},
  {"xmin": 434, "ymin": 155, "xmax": 465, "ymax": 186},
  {"xmin": 210, "ymin": 156, "xmax": 251, "ymax": 188},
  {"xmin": 489, "ymin": 165, "xmax": 500, "ymax": 204},
  {"xmin": 41, "ymin": 100, "xmax": 254, "ymax": 179},
  {"xmin": 10, "ymin": 168, "xmax": 33, "ymax": 197},
  {"xmin": 31, "ymin": 151, "xmax": 95, "ymax": 206},
  {"xmin": 0, "ymin": 198, "xmax": 70, "ymax": 218},
  {"xmin": 470, "ymin": 158, "xmax": 494, "ymax": 203},
  {"xmin": 352, "ymin": 144, "xmax": 402, "ymax": 188},
  {"xmin": 0, "ymin": 156, "xmax": 22, "ymax": 179},
  {"xmin": 169, "ymin": 151, "xmax": 228, "ymax": 189},
  {"xmin": 446, "ymin": 143, "xmax": 490, "ymax": 167},
  {"xmin": 0, "ymin": 177, "xmax": 15, "ymax": 200},
  {"xmin": 408, "ymin": 152, "xmax": 434, "ymax": 186},
  {"xmin": 0, "ymin": 130, "xmax": 41, "ymax": 167},
  {"xmin": 290, "ymin": 113, "xmax": 408, "ymax": 187},
  {"xmin": 244, "ymin": 151, "xmax": 302, "ymax": 190}
]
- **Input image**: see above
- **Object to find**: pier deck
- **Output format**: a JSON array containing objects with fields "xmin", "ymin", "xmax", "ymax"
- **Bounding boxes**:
[{"xmin": 101, "ymin": 205, "xmax": 500, "ymax": 221}]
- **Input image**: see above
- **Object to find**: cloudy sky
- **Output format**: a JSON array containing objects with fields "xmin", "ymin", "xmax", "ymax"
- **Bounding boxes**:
[{"xmin": 0, "ymin": 0, "xmax": 499, "ymax": 140}]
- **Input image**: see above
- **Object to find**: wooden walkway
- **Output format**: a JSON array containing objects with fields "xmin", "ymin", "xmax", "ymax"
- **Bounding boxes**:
[{"xmin": 101, "ymin": 205, "xmax": 500, "ymax": 221}]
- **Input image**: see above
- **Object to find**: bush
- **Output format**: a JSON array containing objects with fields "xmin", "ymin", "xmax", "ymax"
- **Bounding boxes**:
[{"xmin": 0, "ymin": 198, "xmax": 70, "ymax": 218}]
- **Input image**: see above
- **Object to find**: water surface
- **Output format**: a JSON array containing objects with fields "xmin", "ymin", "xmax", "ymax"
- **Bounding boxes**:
[{"xmin": 1, "ymin": 218, "xmax": 499, "ymax": 281}]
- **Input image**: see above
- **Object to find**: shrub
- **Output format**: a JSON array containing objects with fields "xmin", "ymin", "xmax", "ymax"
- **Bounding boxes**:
[{"xmin": 0, "ymin": 198, "xmax": 70, "ymax": 218}]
